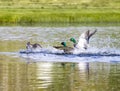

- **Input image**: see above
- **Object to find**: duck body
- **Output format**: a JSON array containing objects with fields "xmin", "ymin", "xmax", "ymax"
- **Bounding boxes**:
[
  {"xmin": 32, "ymin": 43, "xmax": 42, "ymax": 49},
  {"xmin": 75, "ymin": 32, "xmax": 89, "ymax": 50},
  {"xmin": 26, "ymin": 42, "xmax": 42, "ymax": 52},
  {"xmin": 53, "ymin": 42, "xmax": 74, "ymax": 54}
]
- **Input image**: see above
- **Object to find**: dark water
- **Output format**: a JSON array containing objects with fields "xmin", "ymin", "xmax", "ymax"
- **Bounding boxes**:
[{"xmin": 0, "ymin": 27, "xmax": 120, "ymax": 91}]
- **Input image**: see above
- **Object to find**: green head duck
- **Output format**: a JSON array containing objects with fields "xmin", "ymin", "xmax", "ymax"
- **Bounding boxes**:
[
  {"xmin": 61, "ymin": 42, "xmax": 67, "ymax": 47},
  {"xmin": 70, "ymin": 38, "xmax": 76, "ymax": 43}
]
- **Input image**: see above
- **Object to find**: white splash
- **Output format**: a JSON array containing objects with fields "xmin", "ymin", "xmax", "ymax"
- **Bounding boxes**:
[{"xmin": 19, "ymin": 46, "xmax": 120, "ymax": 63}]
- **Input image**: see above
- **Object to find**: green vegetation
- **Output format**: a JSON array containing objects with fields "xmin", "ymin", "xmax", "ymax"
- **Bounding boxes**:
[
  {"xmin": 0, "ymin": 8, "xmax": 119, "ymax": 26},
  {"xmin": 0, "ymin": 0, "xmax": 119, "ymax": 9},
  {"xmin": 0, "ymin": 0, "xmax": 119, "ymax": 26}
]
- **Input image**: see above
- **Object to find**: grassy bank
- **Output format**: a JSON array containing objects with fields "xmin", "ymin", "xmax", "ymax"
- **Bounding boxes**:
[
  {"xmin": 0, "ymin": 0, "xmax": 119, "ymax": 26},
  {"xmin": 0, "ymin": 8, "xmax": 120, "ymax": 26}
]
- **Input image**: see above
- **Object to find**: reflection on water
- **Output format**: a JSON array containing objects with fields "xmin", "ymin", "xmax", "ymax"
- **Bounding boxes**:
[
  {"xmin": 0, "ymin": 26, "xmax": 120, "ymax": 91},
  {"xmin": 36, "ymin": 63, "xmax": 53, "ymax": 88},
  {"xmin": 0, "ymin": 59, "xmax": 120, "ymax": 91}
]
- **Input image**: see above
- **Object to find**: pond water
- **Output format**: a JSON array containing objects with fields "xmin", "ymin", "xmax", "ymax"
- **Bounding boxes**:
[{"xmin": 0, "ymin": 26, "xmax": 120, "ymax": 91}]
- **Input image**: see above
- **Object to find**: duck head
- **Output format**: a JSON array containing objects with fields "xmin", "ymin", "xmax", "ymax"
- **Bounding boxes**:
[
  {"xmin": 61, "ymin": 42, "xmax": 67, "ymax": 47},
  {"xmin": 26, "ymin": 42, "xmax": 32, "ymax": 50},
  {"xmin": 70, "ymin": 38, "xmax": 77, "ymax": 43}
]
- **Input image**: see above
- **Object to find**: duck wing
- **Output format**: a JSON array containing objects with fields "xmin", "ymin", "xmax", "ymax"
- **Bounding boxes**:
[
  {"xmin": 88, "ymin": 29, "xmax": 97, "ymax": 40},
  {"xmin": 32, "ymin": 43, "xmax": 42, "ymax": 48}
]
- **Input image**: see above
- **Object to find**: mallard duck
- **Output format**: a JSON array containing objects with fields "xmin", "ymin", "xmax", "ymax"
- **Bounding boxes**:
[
  {"xmin": 70, "ymin": 29, "xmax": 97, "ymax": 50},
  {"xmin": 53, "ymin": 42, "xmax": 74, "ymax": 54},
  {"xmin": 26, "ymin": 42, "xmax": 42, "ymax": 51}
]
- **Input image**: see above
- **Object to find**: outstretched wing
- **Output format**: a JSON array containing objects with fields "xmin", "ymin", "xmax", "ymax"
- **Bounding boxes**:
[{"xmin": 88, "ymin": 29, "xmax": 97, "ymax": 40}]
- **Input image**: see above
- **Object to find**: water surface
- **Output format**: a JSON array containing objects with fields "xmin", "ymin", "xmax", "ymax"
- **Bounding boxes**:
[{"xmin": 0, "ymin": 26, "xmax": 120, "ymax": 91}]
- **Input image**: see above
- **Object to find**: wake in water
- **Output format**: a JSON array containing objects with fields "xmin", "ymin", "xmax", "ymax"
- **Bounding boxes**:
[{"xmin": 19, "ymin": 46, "xmax": 120, "ymax": 63}]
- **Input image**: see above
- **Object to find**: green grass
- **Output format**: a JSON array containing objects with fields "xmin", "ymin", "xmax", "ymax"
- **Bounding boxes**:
[
  {"xmin": 0, "ymin": 0, "xmax": 119, "ymax": 26},
  {"xmin": 0, "ymin": 8, "xmax": 119, "ymax": 26}
]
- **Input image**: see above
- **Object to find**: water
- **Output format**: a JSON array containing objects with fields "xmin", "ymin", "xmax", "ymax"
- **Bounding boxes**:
[{"xmin": 0, "ymin": 26, "xmax": 120, "ymax": 91}]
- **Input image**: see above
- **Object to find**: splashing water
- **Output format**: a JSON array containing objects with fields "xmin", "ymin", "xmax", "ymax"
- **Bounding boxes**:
[
  {"xmin": 19, "ymin": 46, "xmax": 120, "ymax": 63},
  {"xmin": 0, "ymin": 26, "xmax": 120, "ymax": 63}
]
